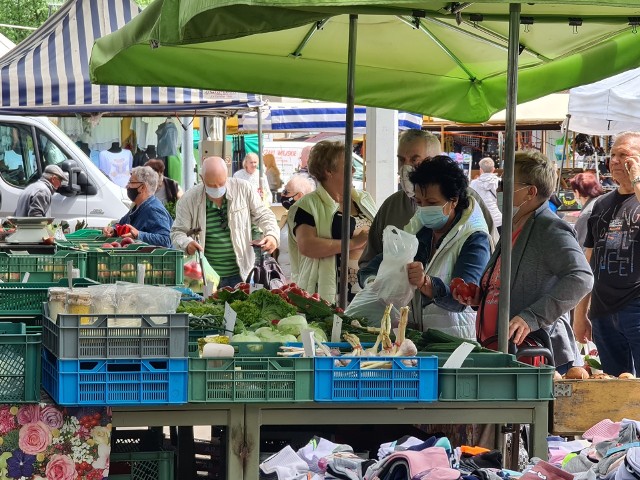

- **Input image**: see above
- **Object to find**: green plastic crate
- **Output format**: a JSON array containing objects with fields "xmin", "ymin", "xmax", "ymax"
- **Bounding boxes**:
[
  {"xmin": 0, "ymin": 278, "xmax": 98, "ymax": 316},
  {"xmin": 109, "ymin": 451, "xmax": 174, "ymax": 480},
  {"xmin": 189, "ymin": 356, "xmax": 313, "ymax": 402},
  {"xmin": 421, "ymin": 351, "xmax": 554, "ymax": 401},
  {"xmin": 85, "ymin": 246, "xmax": 184, "ymax": 285},
  {"xmin": 64, "ymin": 229, "xmax": 104, "ymax": 239},
  {"xmin": 0, "ymin": 322, "xmax": 41, "ymax": 403},
  {"xmin": 0, "ymin": 251, "xmax": 86, "ymax": 283},
  {"xmin": 57, "ymin": 239, "xmax": 149, "ymax": 250}
]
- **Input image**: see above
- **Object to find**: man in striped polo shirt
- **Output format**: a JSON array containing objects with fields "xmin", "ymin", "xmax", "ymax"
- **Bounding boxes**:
[{"xmin": 171, "ymin": 156, "xmax": 279, "ymax": 288}]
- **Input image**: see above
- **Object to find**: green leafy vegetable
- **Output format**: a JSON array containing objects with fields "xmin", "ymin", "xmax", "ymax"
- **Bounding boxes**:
[
  {"xmin": 247, "ymin": 288, "xmax": 297, "ymax": 321},
  {"xmin": 230, "ymin": 300, "xmax": 262, "ymax": 327}
]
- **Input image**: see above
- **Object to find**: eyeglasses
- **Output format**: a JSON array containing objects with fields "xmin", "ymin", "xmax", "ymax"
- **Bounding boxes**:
[
  {"xmin": 127, "ymin": 181, "xmax": 143, "ymax": 187},
  {"xmin": 282, "ymin": 189, "xmax": 300, "ymax": 197},
  {"xmin": 497, "ymin": 181, "xmax": 531, "ymax": 192}
]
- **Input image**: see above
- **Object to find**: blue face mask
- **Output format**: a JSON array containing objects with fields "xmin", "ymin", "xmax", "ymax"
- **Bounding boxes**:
[
  {"xmin": 417, "ymin": 202, "xmax": 450, "ymax": 230},
  {"xmin": 205, "ymin": 185, "xmax": 226, "ymax": 199}
]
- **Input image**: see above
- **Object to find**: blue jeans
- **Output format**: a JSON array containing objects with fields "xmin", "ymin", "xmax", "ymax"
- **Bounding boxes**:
[
  {"xmin": 591, "ymin": 298, "xmax": 640, "ymax": 376},
  {"xmin": 218, "ymin": 274, "xmax": 243, "ymax": 289}
]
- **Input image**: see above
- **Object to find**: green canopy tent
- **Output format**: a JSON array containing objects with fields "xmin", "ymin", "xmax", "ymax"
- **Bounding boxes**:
[{"xmin": 91, "ymin": 0, "xmax": 640, "ymax": 351}]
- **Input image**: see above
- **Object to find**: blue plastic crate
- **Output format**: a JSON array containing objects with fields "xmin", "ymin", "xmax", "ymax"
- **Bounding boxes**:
[
  {"xmin": 314, "ymin": 356, "xmax": 438, "ymax": 402},
  {"xmin": 41, "ymin": 348, "xmax": 188, "ymax": 406}
]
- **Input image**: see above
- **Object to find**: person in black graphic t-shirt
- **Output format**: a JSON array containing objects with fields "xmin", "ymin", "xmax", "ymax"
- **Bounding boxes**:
[{"xmin": 575, "ymin": 132, "xmax": 640, "ymax": 376}]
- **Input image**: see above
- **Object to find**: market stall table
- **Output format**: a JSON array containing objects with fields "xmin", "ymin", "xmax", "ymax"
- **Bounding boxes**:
[{"xmin": 111, "ymin": 399, "xmax": 549, "ymax": 480}]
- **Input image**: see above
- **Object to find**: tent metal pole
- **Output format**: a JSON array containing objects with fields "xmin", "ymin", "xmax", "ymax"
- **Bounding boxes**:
[
  {"xmin": 221, "ymin": 117, "xmax": 228, "ymax": 161},
  {"xmin": 257, "ymin": 106, "xmax": 264, "ymax": 193},
  {"xmin": 499, "ymin": 3, "xmax": 521, "ymax": 354},
  {"xmin": 339, "ymin": 14, "xmax": 358, "ymax": 309},
  {"xmin": 558, "ymin": 114, "xmax": 572, "ymax": 192}
]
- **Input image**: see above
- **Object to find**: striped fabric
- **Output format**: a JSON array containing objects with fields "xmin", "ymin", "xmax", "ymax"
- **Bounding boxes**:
[
  {"xmin": 0, "ymin": 0, "xmax": 260, "ymax": 115},
  {"xmin": 203, "ymin": 197, "xmax": 239, "ymax": 278},
  {"xmin": 240, "ymin": 104, "xmax": 423, "ymax": 133}
]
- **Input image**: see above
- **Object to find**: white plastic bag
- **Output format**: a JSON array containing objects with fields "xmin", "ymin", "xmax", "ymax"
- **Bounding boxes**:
[
  {"xmin": 345, "ymin": 286, "xmax": 401, "ymax": 327},
  {"xmin": 371, "ymin": 225, "xmax": 419, "ymax": 307}
]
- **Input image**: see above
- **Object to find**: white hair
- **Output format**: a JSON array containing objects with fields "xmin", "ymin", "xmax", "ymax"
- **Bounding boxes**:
[
  {"xmin": 131, "ymin": 166, "xmax": 158, "ymax": 193},
  {"xmin": 479, "ymin": 157, "xmax": 495, "ymax": 173},
  {"xmin": 287, "ymin": 173, "xmax": 316, "ymax": 195},
  {"xmin": 243, "ymin": 152, "xmax": 259, "ymax": 168},
  {"xmin": 398, "ymin": 129, "xmax": 440, "ymax": 157}
]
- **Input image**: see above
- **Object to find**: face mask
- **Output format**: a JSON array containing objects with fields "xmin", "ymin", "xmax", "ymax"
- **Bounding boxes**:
[
  {"xmin": 126, "ymin": 186, "xmax": 140, "ymax": 202},
  {"xmin": 205, "ymin": 186, "xmax": 226, "ymax": 199},
  {"xmin": 497, "ymin": 187, "xmax": 528, "ymax": 218},
  {"xmin": 399, "ymin": 165, "xmax": 415, "ymax": 198},
  {"xmin": 281, "ymin": 195, "xmax": 297, "ymax": 210},
  {"xmin": 417, "ymin": 203, "xmax": 450, "ymax": 230}
]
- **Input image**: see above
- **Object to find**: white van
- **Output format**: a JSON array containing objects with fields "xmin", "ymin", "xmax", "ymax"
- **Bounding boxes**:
[{"xmin": 0, "ymin": 116, "xmax": 129, "ymax": 227}]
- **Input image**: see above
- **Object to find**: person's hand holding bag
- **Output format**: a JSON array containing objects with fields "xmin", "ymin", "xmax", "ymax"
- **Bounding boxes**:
[{"xmin": 371, "ymin": 226, "xmax": 419, "ymax": 307}]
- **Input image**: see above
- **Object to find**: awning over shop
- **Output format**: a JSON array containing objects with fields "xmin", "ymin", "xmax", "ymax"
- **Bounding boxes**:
[
  {"xmin": 569, "ymin": 68, "xmax": 640, "ymax": 135},
  {"xmin": 240, "ymin": 103, "xmax": 422, "ymax": 133},
  {"xmin": 0, "ymin": 0, "xmax": 260, "ymax": 115}
]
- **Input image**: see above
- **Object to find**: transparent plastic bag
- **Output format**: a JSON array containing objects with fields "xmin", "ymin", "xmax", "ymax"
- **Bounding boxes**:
[
  {"xmin": 371, "ymin": 226, "xmax": 419, "ymax": 307},
  {"xmin": 183, "ymin": 253, "xmax": 220, "ymax": 293},
  {"xmin": 345, "ymin": 285, "xmax": 401, "ymax": 328}
]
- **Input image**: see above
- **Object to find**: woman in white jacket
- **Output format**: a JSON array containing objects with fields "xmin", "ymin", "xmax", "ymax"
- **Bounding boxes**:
[{"xmin": 288, "ymin": 141, "xmax": 377, "ymax": 303}]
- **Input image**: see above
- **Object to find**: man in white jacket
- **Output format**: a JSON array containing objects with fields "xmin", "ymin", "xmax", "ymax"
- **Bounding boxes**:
[
  {"xmin": 171, "ymin": 156, "xmax": 279, "ymax": 288},
  {"xmin": 470, "ymin": 157, "xmax": 502, "ymax": 234}
]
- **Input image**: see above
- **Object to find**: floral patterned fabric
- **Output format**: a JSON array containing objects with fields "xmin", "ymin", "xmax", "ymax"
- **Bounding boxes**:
[{"xmin": 0, "ymin": 404, "xmax": 111, "ymax": 480}]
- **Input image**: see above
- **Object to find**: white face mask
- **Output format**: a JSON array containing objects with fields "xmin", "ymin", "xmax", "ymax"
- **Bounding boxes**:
[
  {"xmin": 497, "ymin": 186, "xmax": 529, "ymax": 218},
  {"xmin": 205, "ymin": 185, "xmax": 226, "ymax": 199},
  {"xmin": 399, "ymin": 164, "xmax": 415, "ymax": 198}
]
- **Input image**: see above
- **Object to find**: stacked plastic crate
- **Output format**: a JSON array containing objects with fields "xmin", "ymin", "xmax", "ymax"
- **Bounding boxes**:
[{"xmin": 40, "ymin": 308, "xmax": 189, "ymax": 406}]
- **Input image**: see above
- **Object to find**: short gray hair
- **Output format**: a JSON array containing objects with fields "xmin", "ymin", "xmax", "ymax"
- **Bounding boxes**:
[
  {"xmin": 287, "ymin": 173, "xmax": 316, "ymax": 195},
  {"xmin": 614, "ymin": 131, "xmax": 640, "ymax": 148},
  {"xmin": 479, "ymin": 157, "xmax": 495, "ymax": 173},
  {"xmin": 131, "ymin": 166, "xmax": 158, "ymax": 193},
  {"xmin": 398, "ymin": 129, "xmax": 440, "ymax": 157},
  {"xmin": 514, "ymin": 150, "xmax": 557, "ymax": 199}
]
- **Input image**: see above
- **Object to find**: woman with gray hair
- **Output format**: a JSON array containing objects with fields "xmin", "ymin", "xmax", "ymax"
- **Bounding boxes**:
[
  {"xmin": 455, "ymin": 150, "xmax": 594, "ymax": 372},
  {"xmin": 102, "ymin": 166, "xmax": 173, "ymax": 247}
]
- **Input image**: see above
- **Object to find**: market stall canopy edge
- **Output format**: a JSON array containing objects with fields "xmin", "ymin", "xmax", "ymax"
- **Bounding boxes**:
[
  {"xmin": 0, "ymin": 0, "xmax": 261, "ymax": 115},
  {"xmin": 91, "ymin": 0, "xmax": 640, "ymax": 123}
]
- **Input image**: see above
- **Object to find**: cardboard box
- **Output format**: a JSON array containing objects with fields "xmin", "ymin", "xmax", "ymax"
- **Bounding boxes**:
[{"xmin": 552, "ymin": 379, "xmax": 640, "ymax": 435}]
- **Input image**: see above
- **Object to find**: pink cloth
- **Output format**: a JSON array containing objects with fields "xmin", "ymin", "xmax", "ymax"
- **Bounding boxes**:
[
  {"xmin": 521, "ymin": 461, "xmax": 574, "ymax": 480},
  {"xmin": 583, "ymin": 420, "xmax": 621, "ymax": 442}
]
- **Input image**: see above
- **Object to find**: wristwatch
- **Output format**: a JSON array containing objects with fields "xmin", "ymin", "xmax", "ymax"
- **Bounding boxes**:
[{"xmin": 633, "ymin": 176, "xmax": 640, "ymax": 187}]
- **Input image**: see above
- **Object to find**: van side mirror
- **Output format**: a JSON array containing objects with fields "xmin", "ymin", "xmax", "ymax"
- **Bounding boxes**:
[
  {"xmin": 76, "ymin": 171, "xmax": 97, "ymax": 195},
  {"xmin": 56, "ymin": 159, "xmax": 82, "ymax": 197}
]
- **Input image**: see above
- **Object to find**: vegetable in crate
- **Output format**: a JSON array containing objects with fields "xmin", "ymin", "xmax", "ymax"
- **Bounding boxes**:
[
  {"xmin": 230, "ymin": 300, "xmax": 261, "ymax": 327},
  {"xmin": 247, "ymin": 288, "xmax": 297, "ymax": 321}
]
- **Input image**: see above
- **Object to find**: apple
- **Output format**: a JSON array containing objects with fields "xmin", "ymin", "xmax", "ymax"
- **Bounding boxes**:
[
  {"xmin": 120, "ymin": 237, "xmax": 134, "ymax": 246},
  {"xmin": 102, "ymin": 243, "xmax": 113, "ymax": 248},
  {"xmin": 111, "ymin": 242, "xmax": 122, "ymax": 248}
]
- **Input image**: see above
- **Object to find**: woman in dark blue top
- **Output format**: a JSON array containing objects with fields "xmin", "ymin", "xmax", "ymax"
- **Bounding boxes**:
[{"xmin": 102, "ymin": 166, "xmax": 173, "ymax": 247}]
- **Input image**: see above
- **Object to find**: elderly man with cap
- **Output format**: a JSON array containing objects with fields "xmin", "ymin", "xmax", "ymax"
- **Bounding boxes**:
[
  {"xmin": 171, "ymin": 156, "xmax": 280, "ymax": 288},
  {"xmin": 14, "ymin": 165, "xmax": 69, "ymax": 217}
]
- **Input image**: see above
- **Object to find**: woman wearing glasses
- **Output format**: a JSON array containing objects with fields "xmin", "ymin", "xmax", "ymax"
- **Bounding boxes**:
[
  {"xmin": 288, "ymin": 141, "xmax": 377, "ymax": 302},
  {"xmin": 454, "ymin": 150, "xmax": 593, "ymax": 372},
  {"xmin": 102, "ymin": 166, "xmax": 173, "ymax": 247}
]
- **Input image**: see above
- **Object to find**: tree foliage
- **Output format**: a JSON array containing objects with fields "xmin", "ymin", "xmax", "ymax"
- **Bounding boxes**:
[
  {"xmin": 0, "ymin": 0, "xmax": 49, "ymax": 44},
  {"xmin": 0, "ymin": 0, "xmax": 153, "ymax": 46}
]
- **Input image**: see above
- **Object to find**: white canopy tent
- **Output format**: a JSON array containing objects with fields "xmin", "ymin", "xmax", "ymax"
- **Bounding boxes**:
[{"xmin": 568, "ymin": 69, "xmax": 640, "ymax": 135}]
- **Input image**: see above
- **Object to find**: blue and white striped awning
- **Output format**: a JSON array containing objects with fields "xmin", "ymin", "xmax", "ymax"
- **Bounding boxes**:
[
  {"xmin": 0, "ymin": 0, "xmax": 260, "ymax": 115},
  {"xmin": 240, "ymin": 104, "xmax": 422, "ymax": 133}
]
